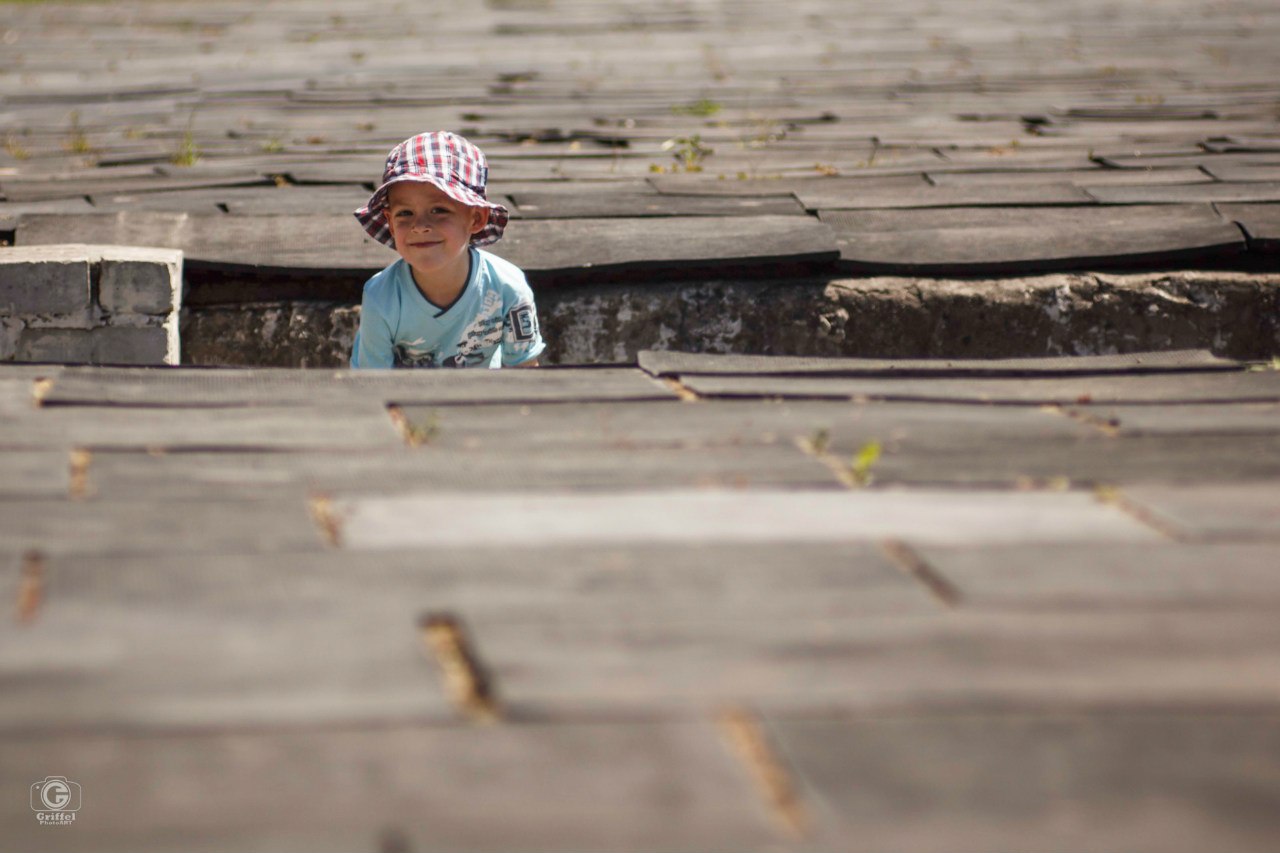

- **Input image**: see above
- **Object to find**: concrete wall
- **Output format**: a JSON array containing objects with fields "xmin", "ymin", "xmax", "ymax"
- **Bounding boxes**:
[
  {"xmin": 180, "ymin": 270, "xmax": 1280, "ymax": 367},
  {"xmin": 0, "ymin": 245, "xmax": 182, "ymax": 365}
]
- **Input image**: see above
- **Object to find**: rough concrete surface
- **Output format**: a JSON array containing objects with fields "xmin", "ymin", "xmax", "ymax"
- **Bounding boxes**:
[{"xmin": 181, "ymin": 271, "xmax": 1280, "ymax": 366}]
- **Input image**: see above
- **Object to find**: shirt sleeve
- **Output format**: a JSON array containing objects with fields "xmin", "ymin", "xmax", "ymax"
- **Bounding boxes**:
[
  {"xmin": 350, "ymin": 285, "xmax": 396, "ymax": 369},
  {"xmin": 501, "ymin": 273, "xmax": 546, "ymax": 367}
]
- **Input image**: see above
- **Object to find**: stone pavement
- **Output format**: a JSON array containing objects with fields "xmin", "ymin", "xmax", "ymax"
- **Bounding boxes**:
[
  {"xmin": 2, "ymin": 0, "xmax": 1279, "ymax": 363},
  {"xmin": 2, "ymin": 351, "xmax": 1280, "ymax": 851}
]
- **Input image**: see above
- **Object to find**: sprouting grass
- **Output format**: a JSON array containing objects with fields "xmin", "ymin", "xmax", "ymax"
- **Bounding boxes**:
[
  {"xmin": 170, "ymin": 130, "xmax": 200, "ymax": 167},
  {"xmin": 849, "ymin": 441, "xmax": 882, "ymax": 486},
  {"xmin": 4, "ymin": 134, "xmax": 30, "ymax": 160},
  {"xmin": 63, "ymin": 110, "xmax": 93, "ymax": 155},
  {"xmin": 671, "ymin": 98, "xmax": 722, "ymax": 118},
  {"xmin": 651, "ymin": 134, "xmax": 714, "ymax": 173}
]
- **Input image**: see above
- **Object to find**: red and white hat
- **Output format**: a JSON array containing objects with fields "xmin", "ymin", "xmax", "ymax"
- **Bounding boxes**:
[{"xmin": 355, "ymin": 131, "xmax": 509, "ymax": 249}]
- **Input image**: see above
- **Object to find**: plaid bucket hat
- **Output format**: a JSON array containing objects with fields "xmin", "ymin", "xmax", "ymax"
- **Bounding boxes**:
[{"xmin": 355, "ymin": 131, "xmax": 509, "ymax": 249}]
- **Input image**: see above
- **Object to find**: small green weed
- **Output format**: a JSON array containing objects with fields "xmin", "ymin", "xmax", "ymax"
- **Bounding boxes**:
[
  {"xmin": 653, "ymin": 135, "xmax": 713, "ymax": 173},
  {"xmin": 849, "ymin": 441, "xmax": 882, "ymax": 486},
  {"xmin": 4, "ymin": 134, "xmax": 29, "ymax": 160},
  {"xmin": 64, "ymin": 111, "xmax": 93, "ymax": 155},
  {"xmin": 170, "ymin": 130, "xmax": 200, "ymax": 166},
  {"xmin": 671, "ymin": 98, "xmax": 722, "ymax": 118}
]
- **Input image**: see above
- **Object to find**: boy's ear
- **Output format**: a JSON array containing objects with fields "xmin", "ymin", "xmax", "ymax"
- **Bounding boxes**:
[{"xmin": 470, "ymin": 206, "xmax": 490, "ymax": 235}]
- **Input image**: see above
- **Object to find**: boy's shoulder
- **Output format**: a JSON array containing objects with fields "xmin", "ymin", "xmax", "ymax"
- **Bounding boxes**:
[
  {"xmin": 363, "ymin": 258, "xmax": 406, "ymax": 295},
  {"xmin": 474, "ymin": 248, "xmax": 529, "ymax": 291}
]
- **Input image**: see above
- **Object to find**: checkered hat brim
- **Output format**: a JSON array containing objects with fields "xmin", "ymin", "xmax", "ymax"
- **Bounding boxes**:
[{"xmin": 354, "ymin": 132, "xmax": 509, "ymax": 249}]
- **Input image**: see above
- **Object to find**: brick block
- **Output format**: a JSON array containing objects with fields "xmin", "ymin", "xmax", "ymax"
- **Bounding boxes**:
[
  {"xmin": 13, "ymin": 319, "xmax": 178, "ymax": 366},
  {"xmin": 14, "ymin": 328, "xmax": 96, "ymax": 363},
  {"xmin": 99, "ymin": 248, "xmax": 183, "ymax": 315},
  {"xmin": 0, "ymin": 316, "xmax": 24, "ymax": 360},
  {"xmin": 0, "ymin": 245, "xmax": 92, "ymax": 315},
  {"xmin": 93, "ymin": 319, "xmax": 178, "ymax": 365}
]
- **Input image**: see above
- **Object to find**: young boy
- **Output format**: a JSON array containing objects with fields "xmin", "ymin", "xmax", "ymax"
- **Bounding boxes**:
[{"xmin": 350, "ymin": 132, "xmax": 544, "ymax": 369}]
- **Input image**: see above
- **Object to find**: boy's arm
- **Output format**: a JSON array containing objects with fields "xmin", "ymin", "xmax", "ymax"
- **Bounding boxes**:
[
  {"xmin": 501, "ymin": 300, "xmax": 546, "ymax": 367},
  {"xmin": 350, "ymin": 295, "xmax": 396, "ymax": 369}
]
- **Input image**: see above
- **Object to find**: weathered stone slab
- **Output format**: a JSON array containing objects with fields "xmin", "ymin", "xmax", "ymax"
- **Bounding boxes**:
[
  {"xmin": 1064, "ymin": 402, "xmax": 1280, "ymax": 435},
  {"xmin": 395, "ymin": 398, "xmax": 1096, "ymax": 453},
  {"xmin": 0, "ymin": 496, "xmax": 324, "ymax": 557},
  {"xmin": 913, "ymin": 542, "xmax": 1280, "ymax": 608},
  {"xmin": 819, "ymin": 204, "xmax": 1245, "ymax": 273},
  {"xmin": 0, "ymin": 450, "xmax": 68, "ymax": 497},
  {"xmin": 0, "ymin": 401, "xmax": 403, "ymax": 450},
  {"xmin": 1084, "ymin": 181, "xmax": 1280, "ymax": 204},
  {"xmin": 927, "ymin": 168, "xmax": 1212, "ymax": 186},
  {"xmin": 38, "ymin": 367, "xmax": 676, "ymax": 407},
  {"xmin": 510, "ymin": 191, "xmax": 805, "ymax": 218},
  {"xmin": 795, "ymin": 177, "xmax": 1094, "ymax": 210},
  {"xmin": 771, "ymin": 713, "xmax": 1280, "ymax": 853},
  {"xmin": 0, "ymin": 722, "xmax": 775, "ymax": 852},
  {"xmin": 17, "ymin": 212, "xmax": 839, "ymax": 276},
  {"xmin": 869, "ymin": 433, "xmax": 1280, "ymax": 487},
  {"xmin": 1201, "ymin": 164, "xmax": 1280, "ymax": 182},
  {"xmin": 489, "ymin": 215, "xmax": 840, "ymax": 275},
  {"xmin": 677, "ymin": 371, "xmax": 1280, "ymax": 405},
  {"xmin": 1119, "ymin": 483, "xmax": 1280, "ymax": 540},
  {"xmin": 15, "ymin": 212, "xmax": 393, "ymax": 272},
  {"xmin": 638, "ymin": 349, "xmax": 1239, "ymax": 378},
  {"xmin": 463, "ymin": 608, "xmax": 1280, "ymax": 713},
  {"xmin": 332, "ymin": 489, "xmax": 1157, "ymax": 550},
  {"xmin": 82, "ymin": 443, "xmax": 841, "ymax": 499},
  {"xmin": 1216, "ymin": 202, "xmax": 1280, "ymax": 251}
]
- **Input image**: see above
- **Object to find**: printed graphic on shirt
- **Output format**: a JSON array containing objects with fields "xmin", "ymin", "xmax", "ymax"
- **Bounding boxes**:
[
  {"xmin": 392, "ymin": 292, "xmax": 505, "ymax": 369},
  {"xmin": 393, "ymin": 337, "xmax": 437, "ymax": 368},
  {"xmin": 508, "ymin": 304, "xmax": 537, "ymax": 342}
]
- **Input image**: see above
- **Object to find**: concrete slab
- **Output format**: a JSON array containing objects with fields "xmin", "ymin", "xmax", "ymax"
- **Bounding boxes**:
[
  {"xmin": 331, "ymin": 489, "xmax": 1158, "ymax": 550},
  {"xmin": 868, "ymin": 434, "xmax": 1280, "ymax": 487},
  {"xmin": 80, "ymin": 443, "xmax": 842, "ymax": 499},
  {"xmin": 0, "ymin": 497, "xmax": 324, "ymax": 557},
  {"xmin": 639, "ymin": 349, "xmax": 1239, "ymax": 378},
  {"xmin": 0, "ymin": 402, "xmax": 403, "ymax": 450},
  {"xmin": 510, "ymin": 191, "xmax": 806, "ymax": 218},
  {"xmin": 0, "ymin": 450, "xmax": 68, "ymax": 498},
  {"xmin": 464, "ymin": 608, "xmax": 1280, "ymax": 713},
  {"xmin": 913, "ymin": 542, "xmax": 1280, "ymax": 609},
  {"xmin": 396, "ymin": 398, "xmax": 1097, "ymax": 456},
  {"xmin": 1120, "ymin": 483, "xmax": 1280, "ymax": 540},
  {"xmin": 770, "ymin": 713, "xmax": 1280, "ymax": 853},
  {"xmin": 819, "ymin": 204, "xmax": 1246, "ymax": 272},
  {"xmin": 1064, "ymin": 402, "xmax": 1280, "ymax": 435},
  {"xmin": 0, "ymin": 721, "xmax": 776, "ymax": 853},
  {"xmin": 38, "ymin": 367, "xmax": 676, "ymax": 407},
  {"xmin": 1085, "ymin": 182, "xmax": 1280, "ymax": 204},
  {"xmin": 677, "ymin": 371, "xmax": 1280, "ymax": 405},
  {"xmin": 795, "ymin": 178, "xmax": 1095, "ymax": 210},
  {"xmin": 1216, "ymin": 202, "xmax": 1280, "ymax": 251}
]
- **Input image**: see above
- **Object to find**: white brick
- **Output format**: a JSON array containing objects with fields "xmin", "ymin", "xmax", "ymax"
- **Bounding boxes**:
[
  {"xmin": 0, "ymin": 245, "xmax": 92, "ymax": 315},
  {"xmin": 99, "ymin": 247, "xmax": 183, "ymax": 315}
]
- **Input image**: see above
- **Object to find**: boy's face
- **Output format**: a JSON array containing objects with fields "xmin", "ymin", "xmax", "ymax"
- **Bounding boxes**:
[{"xmin": 386, "ymin": 182, "xmax": 490, "ymax": 280}]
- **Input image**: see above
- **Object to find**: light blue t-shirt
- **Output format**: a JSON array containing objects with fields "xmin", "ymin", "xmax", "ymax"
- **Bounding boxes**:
[{"xmin": 350, "ymin": 248, "xmax": 545, "ymax": 369}]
